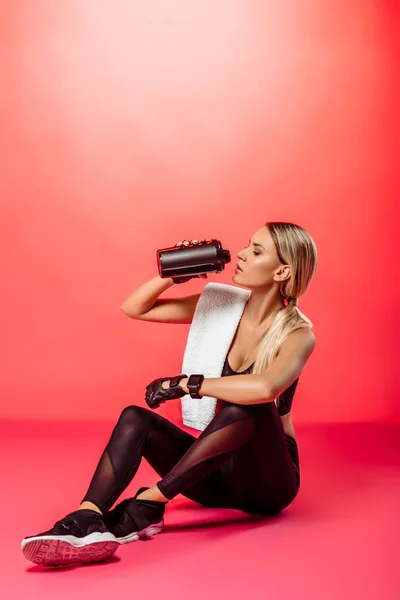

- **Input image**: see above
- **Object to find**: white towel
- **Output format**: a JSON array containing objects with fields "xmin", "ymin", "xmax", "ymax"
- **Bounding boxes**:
[{"xmin": 180, "ymin": 282, "xmax": 251, "ymax": 431}]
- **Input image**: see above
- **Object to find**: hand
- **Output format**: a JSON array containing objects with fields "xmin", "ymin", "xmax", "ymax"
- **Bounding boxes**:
[
  {"xmin": 145, "ymin": 375, "xmax": 189, "ymax": 409},
  {"xmin": 172, "ymin": 239, "xmax": 209, "ymax": 284},
  {"xmin": 174, "ymin": 238, "xmax": 207, "ymax": 247}
]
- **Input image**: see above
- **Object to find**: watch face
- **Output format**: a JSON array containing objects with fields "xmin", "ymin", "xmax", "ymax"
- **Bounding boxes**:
[{"xmin": 188, "ymin": 375, "xmax": 203, "ymax": 398}]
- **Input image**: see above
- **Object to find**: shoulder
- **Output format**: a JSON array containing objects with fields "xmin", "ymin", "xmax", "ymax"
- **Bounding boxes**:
[
  {"xmin": 277, "ymin": 327, "xmax": 316, "ymax": 363},
  {"xmin": 260, "ymin": 326, "xmax": 316, "ymax": 397},
  {"xmin": 291, "ymin": 326, "xmax": 316, "ymax": 348}
]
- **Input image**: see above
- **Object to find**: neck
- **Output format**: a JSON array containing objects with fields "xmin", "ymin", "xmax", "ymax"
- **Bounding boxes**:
[{"xmin": 243, "ymin": 287, "xmax": 285, "ymax": 329}]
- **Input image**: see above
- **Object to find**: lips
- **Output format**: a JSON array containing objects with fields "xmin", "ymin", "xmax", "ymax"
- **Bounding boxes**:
[{"xmin": 236, "ymin": 263, "xmax": 243, "ymax": 272}]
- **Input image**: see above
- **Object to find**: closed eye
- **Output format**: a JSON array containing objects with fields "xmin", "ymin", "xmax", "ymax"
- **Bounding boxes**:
[{"xmin": 245, "ymin": 241, "xmax": 260, "ymax": 256}]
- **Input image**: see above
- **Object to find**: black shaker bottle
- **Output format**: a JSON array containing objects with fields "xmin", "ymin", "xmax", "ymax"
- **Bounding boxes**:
[{"xmin": 157, "ymin": 239, "xmax": 231, "ymax": 283}]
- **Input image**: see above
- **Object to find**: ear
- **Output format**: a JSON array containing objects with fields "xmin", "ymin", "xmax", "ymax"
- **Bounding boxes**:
[{"xmin": 273, "ymin": 265, "xmax": 291, "ymax": 282}]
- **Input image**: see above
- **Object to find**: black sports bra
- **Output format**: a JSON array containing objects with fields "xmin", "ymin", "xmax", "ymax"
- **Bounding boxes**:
[{"xmin": 221, "ymin": 354, "xmax": 299, "ymax": 416}]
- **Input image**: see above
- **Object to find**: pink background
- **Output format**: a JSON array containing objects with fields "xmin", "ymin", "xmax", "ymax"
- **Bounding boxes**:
[{"xmin": 1, "ymin": 0, "xmax": 398, "ymax": 423}]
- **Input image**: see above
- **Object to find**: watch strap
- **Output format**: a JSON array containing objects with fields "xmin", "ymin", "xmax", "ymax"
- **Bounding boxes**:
[{"xmin": 187, "ymin": 374, "xmax": 205, "ymax": 398}]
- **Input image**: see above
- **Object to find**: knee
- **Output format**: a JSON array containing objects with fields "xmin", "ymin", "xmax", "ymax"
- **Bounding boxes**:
[
  {"xmin": 118, "ymin": 404, "xmax": 151, "ymax": 426},
  {"xmin": 256, "ymin": 486, "xmax": 300, "ymax": 516},
  {"xmin": 217, "ymin": 401, "xmax": 253, "ymax": 421}
]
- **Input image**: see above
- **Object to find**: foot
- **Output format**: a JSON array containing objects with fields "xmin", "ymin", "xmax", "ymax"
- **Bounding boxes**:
[
  {"xmin": 21, "ymin": 509, "xmax": 119, "ymax": 567},
  {"xmin": 104, "ymin": 487, "xmax": 166, "ymax": 545}
]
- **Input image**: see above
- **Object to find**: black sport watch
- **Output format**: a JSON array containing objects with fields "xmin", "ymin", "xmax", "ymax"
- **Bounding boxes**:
[{"xmin": 187, "ymin": 374, "xmax": 205, "ymax": 398}]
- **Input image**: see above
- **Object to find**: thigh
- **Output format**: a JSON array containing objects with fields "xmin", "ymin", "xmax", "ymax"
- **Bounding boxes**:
[
  {"xmin": 173, "ymin": 402, "xmax": 259, "ymax": 509},
  {"xmin": 224, "ymin": 401, "xmax": 301, "ymax": 515},
  {"xmin": 140, "ymin": 406, "xmax": 198, "ymax": 475},
  {"xmin": 144, "ymin": 406, "xmax": 245, "ymax": 509},
  {"xmin": 134, "ymin": 406, "xmax": 230, "ymax": 507}
]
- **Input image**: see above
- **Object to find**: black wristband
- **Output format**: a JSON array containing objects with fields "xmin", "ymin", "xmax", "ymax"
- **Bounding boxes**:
[{"xmin": 187, "ymin": 374, "xmax": 205, "ymax": 398}]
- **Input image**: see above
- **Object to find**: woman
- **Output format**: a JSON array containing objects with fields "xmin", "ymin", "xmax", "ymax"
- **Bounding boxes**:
[{"xmin": 22, "ymin": 221, "xmax": 317, "ymax": 567}]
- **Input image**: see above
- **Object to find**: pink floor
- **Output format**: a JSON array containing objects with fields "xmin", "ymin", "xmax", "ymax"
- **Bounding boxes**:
[{"xmin": 2, "ymin": 419, "xmax": 398, "ymax": 599}]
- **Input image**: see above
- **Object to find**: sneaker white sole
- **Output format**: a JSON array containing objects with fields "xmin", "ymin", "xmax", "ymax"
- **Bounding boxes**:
[
  {"xmin": 114, "ymin": 518, "xmax": 164, "ymax": 544},
  {"xmin": 21, "ymin": 531, "xmax": 119, "ymax": 566}
]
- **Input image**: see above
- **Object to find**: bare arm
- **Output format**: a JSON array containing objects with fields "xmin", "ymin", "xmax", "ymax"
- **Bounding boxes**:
[
  {"xmin": 121, "ymin": 238, "xmax": 207, "ymax": 322},
  {"xmin": 177, "ymin": 328, "xmax": 316, "ymax": 404},
  {"xmin": 120, "ymin": 275, "xmax": 175, "ymax": 316},
  {"xmin": 178, "ymin": 373, "xmax": 270, "ymax": 404}
]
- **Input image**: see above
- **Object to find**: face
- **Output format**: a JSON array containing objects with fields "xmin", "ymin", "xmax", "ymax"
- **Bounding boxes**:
[{"xmin": 232, "ymin": 226, "xmax": 291, "ymax": 290}]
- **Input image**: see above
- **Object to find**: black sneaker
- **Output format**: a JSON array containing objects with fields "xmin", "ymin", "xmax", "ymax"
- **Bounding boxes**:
[
  {"xmin": 104, "ymin": 487, "xmax": 165, "ymax": 544},
  {"xmin": 21, "ymin": 509, "xmax": 119, "ymax": 566}
]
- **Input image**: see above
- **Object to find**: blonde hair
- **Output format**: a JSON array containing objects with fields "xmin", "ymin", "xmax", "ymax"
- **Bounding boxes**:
[{"xmin": 251, "ymin": 222, "xmax": 318, "ymax": 383}]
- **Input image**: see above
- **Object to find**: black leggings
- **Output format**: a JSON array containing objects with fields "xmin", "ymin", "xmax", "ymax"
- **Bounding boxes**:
[{"xmin": 81, "ymin": 400, "xmax": 300, "ymax": 516}]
